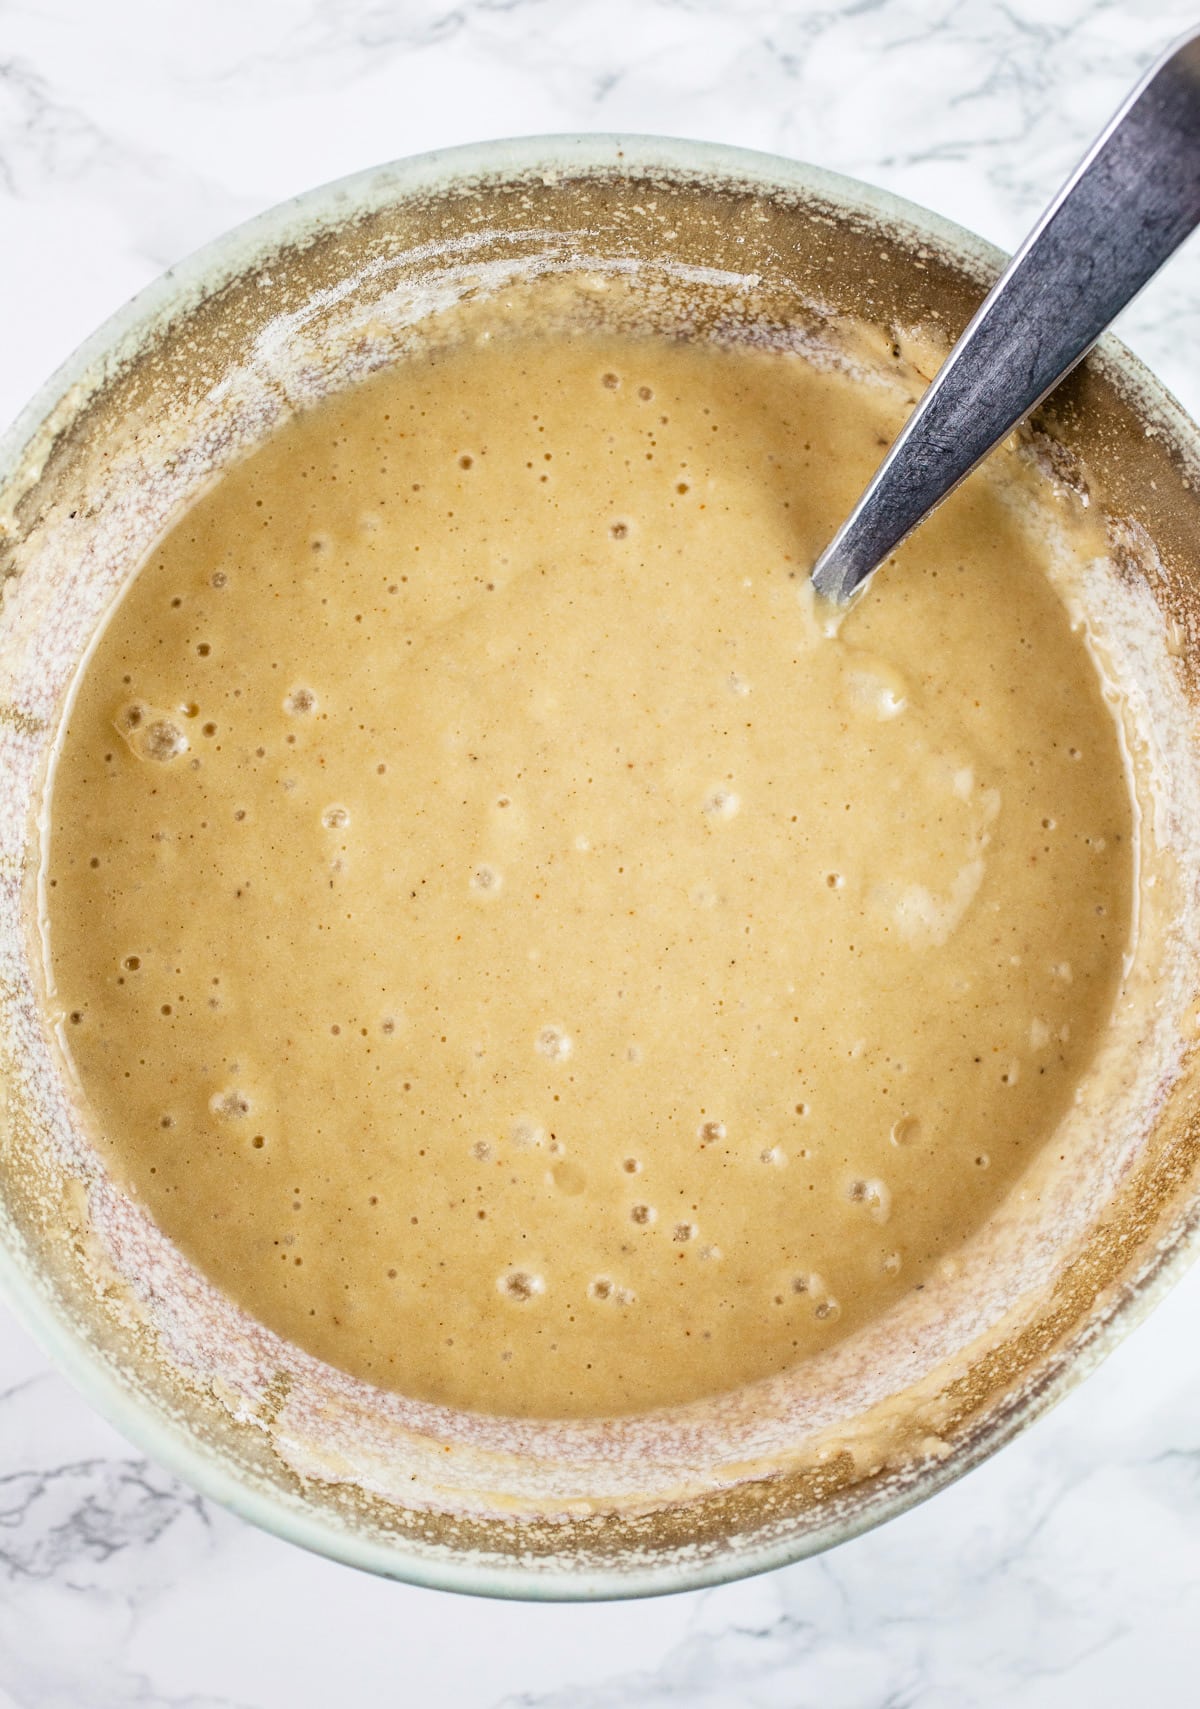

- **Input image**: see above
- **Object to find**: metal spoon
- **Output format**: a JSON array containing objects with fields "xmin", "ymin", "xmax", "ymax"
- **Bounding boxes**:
[{"xmin": 811, "ymin": 26, "xmax": 1200, "ymax": 604}]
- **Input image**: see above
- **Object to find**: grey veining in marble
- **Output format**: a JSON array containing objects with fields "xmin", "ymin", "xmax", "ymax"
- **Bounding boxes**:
[{"xmin": 2, "ymin": 2, "xmax": 1200, "ymax": 1705}]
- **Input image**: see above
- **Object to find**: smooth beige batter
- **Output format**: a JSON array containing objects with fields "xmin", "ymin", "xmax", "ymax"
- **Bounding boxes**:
[{"xmin": 42, "ymin": 291, "xmax": 1134, "ymax": 1418}]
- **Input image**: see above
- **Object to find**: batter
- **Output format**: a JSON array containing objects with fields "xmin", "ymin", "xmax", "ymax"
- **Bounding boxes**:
[{"xmin": 41, "ymin": 294, "xmax": 1134, "ymax": 1417}]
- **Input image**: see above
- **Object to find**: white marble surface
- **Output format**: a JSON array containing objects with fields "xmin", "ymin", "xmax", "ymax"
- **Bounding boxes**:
[{"xmin": 3, "ymin": 0, "xmax": 1200, "ymax": 1703}]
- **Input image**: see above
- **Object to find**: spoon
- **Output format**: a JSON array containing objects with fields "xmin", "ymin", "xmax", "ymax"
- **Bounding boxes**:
[{"xmin": 811, "ymin": 25, "xmax": 1200, "ymax": 604}]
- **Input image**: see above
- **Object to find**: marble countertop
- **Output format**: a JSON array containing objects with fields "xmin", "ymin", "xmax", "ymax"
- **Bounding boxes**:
[{"xmin": 3, "ymin": 1, "xmax": 1200, "ymax": 1703}]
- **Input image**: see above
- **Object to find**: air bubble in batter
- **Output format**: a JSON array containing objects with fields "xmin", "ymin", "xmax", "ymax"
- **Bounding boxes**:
[
  {"xmin": 848, "ymin": 1177, "xmax": 891, "ymax": 1222},
  {"xmin": 536, "ymin": 1024, "xmax": 572, "ymax": 1062},
  {"xmin": 210, "ymin": 1089, "xmax": 251, "ymax": 1119},
  {"xmin": 499, "ymin": 1270, "xmax": 544, "ymax": 1302},
  {"xmin": 115, "ymin": 702, "xmax": 189, "ymax": 764},
  {"xmin": 470, "ymin": 864, "xmax": 502, "ymax": 897},
  {"xmin": 703, "ymin": 788, "xmax": 740, "ymax": 820},
  {"xmin": 510, "ymin": 1117, "xmax": 545, "ymax": 1150},
  {"xmin": 890, "ymin": 1114, "xmax": 921, "ymax": 1147}
]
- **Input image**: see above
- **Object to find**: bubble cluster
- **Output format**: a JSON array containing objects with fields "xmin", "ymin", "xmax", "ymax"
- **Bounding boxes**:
[
  {"xmin": 630, "ymin": 1203, "xmax": 656, "ymax": 1226},
  {"xmin": 498, "ymin": 1269, "xmax": 544, "ymax": 1302},
  {"xmin": 115, "ymin": 702, "xmax": 189, "ymax": 764},
  {"xmin": 672, "ymin": 1221, "xmax": 696, "ymax": 1243},
  {"xmin": 536, "ymin": 1024, "xmax": 572, "ymax": 1062},
  {"xmin": 210, "ymin": 1089, "xmax": 251, "ymax": 1119},
  {"xmin": 284, "ymin": 687, "xmax": 317, "ymax": 715},
  {"xmin": 697, "ymin": 1120, "xmax": 726, "ymax": 1147},
  {"xmin": 142, "ymin": 719, "xmax": 189, "ymax": 762},
  {"xmin": 321, "ymin": 805, "xmax": 350, "ymax": 830},
  {"xmin": 848, "ymin": 1177, "xmax": 892, "ymax": 1223},
  {"xmin": 786, "ymin": 1272, "xmax": 839, "ymax": 1321}
]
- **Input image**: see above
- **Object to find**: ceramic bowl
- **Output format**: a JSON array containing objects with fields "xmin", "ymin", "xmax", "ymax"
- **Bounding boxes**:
[{"xmin": 3, "ymin": 136, "xmax": 1200, "ymax": 1599}]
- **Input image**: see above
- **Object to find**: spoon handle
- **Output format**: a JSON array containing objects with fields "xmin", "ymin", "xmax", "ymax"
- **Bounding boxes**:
[{"xmin": 811, "ymin": 27, "xmax": 1200, "ymax": 603}]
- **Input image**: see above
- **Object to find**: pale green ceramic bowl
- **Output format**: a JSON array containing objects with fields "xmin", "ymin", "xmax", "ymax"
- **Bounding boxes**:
[{"xmin": 3, "ymin": 137, "xmax": 1200, "ymax": 1598}]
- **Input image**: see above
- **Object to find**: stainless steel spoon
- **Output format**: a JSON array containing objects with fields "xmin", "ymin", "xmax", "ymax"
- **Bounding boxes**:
[{"xmin": 811, "ymin": 25, "xmax": 1200, "ymax": 604}]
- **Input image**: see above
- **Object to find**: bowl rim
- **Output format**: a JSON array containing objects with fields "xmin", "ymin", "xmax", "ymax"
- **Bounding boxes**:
[{"xmin": 3, "ymin": 130, "xmax": 1199, "ymax": 1601}]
